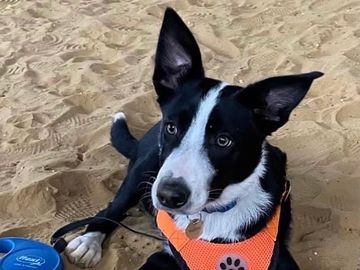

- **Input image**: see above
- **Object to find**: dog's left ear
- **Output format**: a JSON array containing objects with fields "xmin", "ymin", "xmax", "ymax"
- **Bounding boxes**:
[
  {"xmin": 153, "ymin": 8, "xmax": 204, "ymax": 103},
  {"xmin": 237, "ymin": 71, "xmax": 324, "ymax": 134}
]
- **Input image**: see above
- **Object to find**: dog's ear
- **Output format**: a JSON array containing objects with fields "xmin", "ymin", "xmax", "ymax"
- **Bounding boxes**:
[
  {"xmin": 153, "ymin": 8, "xmax": 204, "ymax": 103},
  {"xmin": 237, "ymin": 71, "xmax": 324, "ymax": 135}
]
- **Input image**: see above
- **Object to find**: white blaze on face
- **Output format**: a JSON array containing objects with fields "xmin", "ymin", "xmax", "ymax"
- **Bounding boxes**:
[
  {"xmin": 152, "ymin": 82, "xmax": 227, "ymax": 214},
  {"xmin": 174, "ymin": 146, "xmax": 272, "ymax": 242}
]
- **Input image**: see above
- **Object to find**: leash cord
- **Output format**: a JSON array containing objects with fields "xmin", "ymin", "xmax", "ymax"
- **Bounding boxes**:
[
  {"xmin": 51, "ymin": 215, "xmax": 165, "ymax": 253},
  {"xmin": 91, "ymin": 216, "xmax": 165, "ymax": 241}
]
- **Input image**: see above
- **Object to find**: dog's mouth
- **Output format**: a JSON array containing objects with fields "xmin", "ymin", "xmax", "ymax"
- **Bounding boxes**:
[
  {"xmin": 151, "ymin": 180, "xmax": 208, "ymax": 215},
  {"xmin": 152, "ymin": 192, "xmax": 209, "ymax": 215},
  {"xmin": 152, "ymin": 186, "xmax": 234, "ymax": 216}
]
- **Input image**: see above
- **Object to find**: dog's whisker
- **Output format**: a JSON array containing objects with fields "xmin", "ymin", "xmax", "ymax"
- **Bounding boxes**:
[
  {"xmin": 137, "ymin": 181, "xmax": 154, "ymax": 189},
  {"xmin": 141, "ymin": 195, "xmax": 152, "ymax": 200},
  {"xmin": 143, "ymin": 171, "xmax": 158, "ymax": 176},
  {"xmin": 141, "ymin": 191, "xmax": 152, "ymax": 196},
  {"xmin": 138, "ymin": 184, "xmax": 153, "ymax": 191},
  {"xmin": 143, "ymin": 170, "xmax": 158, "ymax": 174},
  {"xmin": 209, "ymin": 188, "xmax": 223, "ymax": 192},
  {"xmin": 140, "ymin": 191, "xmax": 153, "ymax": 200}
]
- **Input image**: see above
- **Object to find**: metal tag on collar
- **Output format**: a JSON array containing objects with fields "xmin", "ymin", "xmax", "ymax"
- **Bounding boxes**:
[{"xmin": 185, "ymin": 214, "xmax": 203, "ymax": 239}]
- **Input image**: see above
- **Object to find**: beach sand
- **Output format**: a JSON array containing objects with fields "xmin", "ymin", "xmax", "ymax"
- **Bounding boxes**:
[{"xmin": 0, "ymin": 0, "xmax": 359, "ymax": 269}]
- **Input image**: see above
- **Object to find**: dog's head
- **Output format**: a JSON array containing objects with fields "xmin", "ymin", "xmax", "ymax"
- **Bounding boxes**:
[{"xmin": 151, "ymin": 8, "xmax": 323, "ymax": 215}]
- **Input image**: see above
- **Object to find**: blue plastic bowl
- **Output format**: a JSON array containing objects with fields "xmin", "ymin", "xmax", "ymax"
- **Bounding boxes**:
[{"xmin": 0, "ymin": 237, "xmax": 63, "ymax": 270}]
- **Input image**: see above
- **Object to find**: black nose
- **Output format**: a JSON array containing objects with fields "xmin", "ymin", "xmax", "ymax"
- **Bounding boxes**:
[{"xmin": 157, "ymin": 180, "xmax": 190, "ymax": 209}]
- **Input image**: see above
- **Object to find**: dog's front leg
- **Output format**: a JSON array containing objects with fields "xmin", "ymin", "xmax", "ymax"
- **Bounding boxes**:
[
  {"xmin": 66, "ymin": 148, "xmax": 160, "ymax": 267},
  {"xmin": 139, "ymin": 250, "xmax": 181, "ymax": 270},
  {"xmin": 65, "ymin": 173, "xmax": 140, "ymax": 267}
]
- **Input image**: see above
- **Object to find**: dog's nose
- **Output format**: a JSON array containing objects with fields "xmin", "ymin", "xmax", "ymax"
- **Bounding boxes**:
[{"xmin": 157, "ymin": 180, "xmax": 190, "ymax": 209}]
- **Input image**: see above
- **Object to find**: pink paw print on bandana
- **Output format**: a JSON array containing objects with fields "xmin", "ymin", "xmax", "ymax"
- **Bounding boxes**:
[{"xmin": 217, "ymin": 254, "xmax": 248, "ymax": 270}]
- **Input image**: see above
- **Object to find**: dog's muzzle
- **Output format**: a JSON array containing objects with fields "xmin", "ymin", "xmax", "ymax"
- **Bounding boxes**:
[{"xmin": 156, "ymin": 177, "xmax": 191, "ymax": 209}]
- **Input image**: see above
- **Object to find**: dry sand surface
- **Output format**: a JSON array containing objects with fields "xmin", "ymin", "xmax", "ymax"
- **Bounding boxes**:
[{"xmin": 0, "ymin": 0, "xmax": 360, "ymax": 269}]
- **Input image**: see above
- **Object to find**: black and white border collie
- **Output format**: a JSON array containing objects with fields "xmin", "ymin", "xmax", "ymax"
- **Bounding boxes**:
[{"xmin": 65, "ymin": 8, "xmax": 323, "ymax": 270}]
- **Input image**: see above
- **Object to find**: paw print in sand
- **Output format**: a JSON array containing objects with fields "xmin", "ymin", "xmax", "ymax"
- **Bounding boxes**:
[{"xmin": 217, "ymin": 254, "xmax": 248, "ymax": 270}]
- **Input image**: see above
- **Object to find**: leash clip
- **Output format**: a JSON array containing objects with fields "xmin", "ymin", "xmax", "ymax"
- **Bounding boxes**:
[
  {"xmin": 52, "ymin": 237, "xmax": 68, "ymax": 253},
  {"xmin": 281, "ymin": 180, "xmax": 291, "ymax": 203}
]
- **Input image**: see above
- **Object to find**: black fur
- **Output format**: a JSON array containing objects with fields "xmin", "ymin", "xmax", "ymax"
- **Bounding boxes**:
[
  {"xmin": 111, "ymin": 115, "xmax": 138, "ymax": 159},
  {"xmin": 86, "ymin": 7, "xmax": 323, "ymax": 270}
]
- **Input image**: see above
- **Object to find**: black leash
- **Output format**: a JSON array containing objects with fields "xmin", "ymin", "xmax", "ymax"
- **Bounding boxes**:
[
  {"xmin": 52, "ymin": 180, "xmax": 292, "ymax": 253},
  {"xmin": 51, "ymin": 215, "xmax": 165, "ymax": 253}
]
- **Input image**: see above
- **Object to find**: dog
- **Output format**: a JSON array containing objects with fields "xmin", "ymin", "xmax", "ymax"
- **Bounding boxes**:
[{"xmin": 64, "ymin": 8, "xmax": 323, "ymax": 270}]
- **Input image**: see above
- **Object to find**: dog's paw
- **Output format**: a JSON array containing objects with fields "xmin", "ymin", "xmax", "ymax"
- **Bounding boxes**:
[
  {"xmin": 217, "ymin": 255, "xmax": 248, "ymax": 270},
  {"xmin": 65, "ymin": 232, "xmax": 105, "ymax": 268}
]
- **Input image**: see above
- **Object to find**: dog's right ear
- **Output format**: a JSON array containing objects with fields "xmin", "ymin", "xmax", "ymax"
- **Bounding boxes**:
[{"xmin": 153, "ymin": 8, "xmax": 204, "ymax": 104}]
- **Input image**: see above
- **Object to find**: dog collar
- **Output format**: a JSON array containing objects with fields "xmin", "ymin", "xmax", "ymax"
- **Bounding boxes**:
[
  {"xmin": 202, "ymin": 200, "xmax": 237, "ymax": 214},
  {"xmin": 202, "ymin": 180, "xmax": 291, "ymax": 214}
]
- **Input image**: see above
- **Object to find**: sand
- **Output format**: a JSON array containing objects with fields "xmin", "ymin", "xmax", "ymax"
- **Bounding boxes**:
[{"xmin": 0, "ymin": 0, "xmax": 359, "ymax": 269}]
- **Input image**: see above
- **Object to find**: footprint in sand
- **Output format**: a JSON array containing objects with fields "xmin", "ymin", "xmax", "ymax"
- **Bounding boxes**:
[
  {"xmin": 63, "ymin": 93, "xmax": 106, "ymax": 114},
  {"xmin": 294, "ymin": 25, "xmax": 337, "ymax": 58},
  {"xmin": 0, "ymin": 0, "xmax": 20, "ymax": 3},
  {"xmin": 48, "ymin": 106, "xmax": 100, "ymax": 128},
  {"xmin": 293, "ymin": 205, "xmax": 332, "ymax": 230},
  {"xmin": 344, "ymin": 45, "xmax": 360, "ymax": 64},
  {"xmin": 5, "ymin": 64, "xmax": 26, "ymax": 76},
  {"xmin": 335, "ymin": 101, "xmax": 360, "ymax": 129},
  {"xmin": 319, "ymin": 177, "xmax": 360, "ymax": 212},
  {"xmin": 41, "ymin": 33, "xmax": 64, "ymax": 49},
  {"xmin": 0, "ymin": 0, "xmax": 19, "ymax": 10},
  {"xmin": 50, "ymin": 168, "xmax": 119, "ymax": 223},
  {"xmin": 60, "ymin": 50, "xmax": 95, "ymax": 62},
  {"xmin": 230, "ymin": 4, "xmax": 293, "ymax": 32},
  {"xmin": 90, "ymin": 62, "xmax": 121, "ymax": 76},
  {"xmin": 0, "ymin": 163, "xmax": 17, "ymax": 193},
  {"xmin": 64, "ymin": 42, "xmax": 89, "ymax": 51},
  {"xmin": 290, "ymin": 174, "xmax": 322, "ymax": 202},
  {"xmin": 186, "ymin": 0, "xmax": 220, "ymax": 8},
  {"xmin": 309, "ymin": 0, "xmax": 360, "ymax": 13},
  {"xmin": 192, "ymin": 24, "xmax": 239, "ymax": 58},
  {"xmin": 27, "ymin": 59, "xmax": 64, "ymax": 87},
  {"xmin": 78, "ymin": 1, "xmax": 110, "ymax": 16},
  {"xmin": 246, "ymin": 51, "xmax": 283, "ymax": 75},
  {"xmin": 343, "ymin": 132, "xmax": 360, "ymax": 158},
  {"xmin": 55, "ymin": 195, "xmax": 101, "ymax": 221},
  {"xmin": 101, "ymin": 31, "xmax": 139, "ymax": 51},
  {"xmin": 58, "ymin": 41, "xmax": 97, "ymax": 62}
]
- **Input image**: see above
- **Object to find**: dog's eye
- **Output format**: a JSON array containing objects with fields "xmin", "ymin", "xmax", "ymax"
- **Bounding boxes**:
[
  {"xmin": 216, "ymin": 135, "xmax": 232, "ymax": 147},
  {"xmin": 165, "ymin": 123, "xmax": 177, "ymax": 135}
]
